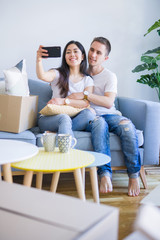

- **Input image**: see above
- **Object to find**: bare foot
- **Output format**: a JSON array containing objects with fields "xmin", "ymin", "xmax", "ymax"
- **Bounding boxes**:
[
  {"xmin": 99, "ymin": 176, "xmax": 113, "ymax": 193},
  {"xmin": 128, "ymin": 177, "xmax": 140, "ymax": 197}
]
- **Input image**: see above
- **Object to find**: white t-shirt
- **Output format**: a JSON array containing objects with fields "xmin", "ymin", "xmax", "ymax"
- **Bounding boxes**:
[
  {"xmin": 91, "ymin": 68, "xmax": 121, "ymax": 115},
  {"xmin": 50, "ymin": 70, "xmax": 94, "ymax": 97}
]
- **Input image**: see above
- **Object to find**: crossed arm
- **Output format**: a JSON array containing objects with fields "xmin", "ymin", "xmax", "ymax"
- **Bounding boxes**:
[{"xmin": 68, "ymin": 91, "xmax": 116, "ymax": 109}]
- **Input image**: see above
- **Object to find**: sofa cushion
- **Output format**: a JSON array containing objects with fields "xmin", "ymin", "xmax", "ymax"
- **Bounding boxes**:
[
  {"xmin": 33, "ymin": 128, "xmax": 143, "ymax": 151},
  {"xmin": 28, "ymin": 79, "xmax": 52, "ymax": 119},
  {"xmin": 39, "ymin": 104, "xmax": 87, "ymax": 117},
  {"xmin": 0, "ymin": 130, "xmax": 36, "ymax": 145},
  {"xmin": 3, "ymin": 59, "xmax": 30, "ymax": 96},
  {"xmin": 74, "ymin": 129, "xmax": 143, "ymax": 151}
]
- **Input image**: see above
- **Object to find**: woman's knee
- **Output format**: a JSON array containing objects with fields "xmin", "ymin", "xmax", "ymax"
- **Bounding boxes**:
[{"xmin": 58, "ymin": 114, "xmax": 72, "ymax": 124}]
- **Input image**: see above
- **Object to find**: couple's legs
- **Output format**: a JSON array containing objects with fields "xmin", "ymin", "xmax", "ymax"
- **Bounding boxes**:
[
  {"xmin": 89, "ymin": 115, "xmax": 141, "ymax": 196},
  {"xmin": 38, "ymin": 109, "xmax": 95, "ymax": 138}
]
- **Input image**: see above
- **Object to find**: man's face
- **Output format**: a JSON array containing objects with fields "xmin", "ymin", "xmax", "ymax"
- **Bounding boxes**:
[{"xmin": 88, "ymin": 41, "xmax": 108, "ymax": 67}]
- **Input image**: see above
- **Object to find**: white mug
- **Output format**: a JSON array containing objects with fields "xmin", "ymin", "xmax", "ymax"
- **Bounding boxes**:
[
  {"xmin": 41, "ymin": 132, "xmax": 56, "ymax": 152},
  {"xmin": 58, "ymin": 134, "xmax": 77, "ymax": 153}
]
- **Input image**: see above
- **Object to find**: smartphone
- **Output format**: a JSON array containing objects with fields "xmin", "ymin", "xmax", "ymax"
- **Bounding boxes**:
[{"xmin": 42, "ymin": 46, "xmax": 61, "ymax": 58}]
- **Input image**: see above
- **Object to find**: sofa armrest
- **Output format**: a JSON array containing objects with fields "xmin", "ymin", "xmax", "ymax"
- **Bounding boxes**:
[{"xmin": 118, "ymin": 97, "xmax": 160, "ymax": 165}]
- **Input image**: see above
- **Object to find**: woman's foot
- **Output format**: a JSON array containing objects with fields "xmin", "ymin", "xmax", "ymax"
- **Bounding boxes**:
[
  {"xmin": 128, "ymin": 177, "xmax": 140, "ymax": 197},
  {"xmin": 99, "ymin": 176, "xmax": 113, "ymax": 193}
]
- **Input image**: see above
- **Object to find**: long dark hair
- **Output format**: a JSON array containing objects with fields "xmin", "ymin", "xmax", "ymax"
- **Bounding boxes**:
[{"xmin": 57, "ymin": 40, "xmax": 88, "ymax": 97}]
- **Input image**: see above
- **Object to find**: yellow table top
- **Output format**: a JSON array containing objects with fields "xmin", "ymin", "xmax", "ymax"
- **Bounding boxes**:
[{"xmin": 11, "ymin": 148, "xmax": 95, "ymax": 172}]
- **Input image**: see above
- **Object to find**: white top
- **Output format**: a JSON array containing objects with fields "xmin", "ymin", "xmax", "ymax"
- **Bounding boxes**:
[
  {"xmin": 50, "ymin": 70, "xmax": 94, "ymax": 97},
  {"xmin": 0, "ymin": 140, "xmax": 39, "ymax": 164},
  {"xmin": 90, "ymin": 68, "xmax": 121, "ymax": 116}
]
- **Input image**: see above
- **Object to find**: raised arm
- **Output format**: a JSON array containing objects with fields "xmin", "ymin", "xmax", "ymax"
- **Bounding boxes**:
[{"xmin": 36, "ymin": 45, "xmax": 56, "ymax": 83}]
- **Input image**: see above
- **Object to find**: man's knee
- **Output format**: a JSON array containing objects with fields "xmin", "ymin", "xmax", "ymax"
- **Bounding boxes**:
[
  {"xmin": 92, "ymin": 116, "xmax": 106, "ymax": 128},
  {"xmin": 119, "ymin": 120, "xmax": 130, "ymax": 132}
]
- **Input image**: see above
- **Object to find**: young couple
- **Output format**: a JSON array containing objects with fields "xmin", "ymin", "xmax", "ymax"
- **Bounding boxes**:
[{"xmin": 36, "ymin": 37, "xmax": 141, "ymax": 197}]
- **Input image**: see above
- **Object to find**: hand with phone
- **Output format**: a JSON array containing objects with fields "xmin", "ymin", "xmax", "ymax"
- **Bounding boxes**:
[
  {"xmin": 37, "ymin": 45, "xmax": 48, "ymax": 62},
  {"xmin": 37, "ymin": 45, "xmax": 61, "ymax": 62}
]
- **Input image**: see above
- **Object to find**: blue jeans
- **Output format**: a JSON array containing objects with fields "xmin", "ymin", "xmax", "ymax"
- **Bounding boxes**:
[
  {"xmin": 38, "ymin": 109, "xmax": 95, "ymax": 137},
  {"xmin": 87, "ymin": 115, "xmax": 141, "ymax": 179}
]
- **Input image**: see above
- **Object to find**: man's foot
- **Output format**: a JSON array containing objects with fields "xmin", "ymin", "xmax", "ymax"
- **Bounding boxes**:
[
  {"xmin": 99, "ymin": 176, "xmax": 113, "ymax": 193},
  {"xmin": 128, "ymin": 177, "xmax": 140, "ymax": 197}
]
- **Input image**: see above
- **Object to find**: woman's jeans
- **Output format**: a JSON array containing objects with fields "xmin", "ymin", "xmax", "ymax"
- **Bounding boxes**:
[
  {"xmin": 88, "ymin": 115, "xmax": 141, "ymax": 179},
  {"xmin": 38, "ymin": 109, "xmax": 95, "ymax": 137}
]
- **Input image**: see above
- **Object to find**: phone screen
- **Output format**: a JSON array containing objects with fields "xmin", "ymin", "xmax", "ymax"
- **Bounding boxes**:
[{"xmin": 42, "ymin": 46, "xmax": 61, "ymax": 58}]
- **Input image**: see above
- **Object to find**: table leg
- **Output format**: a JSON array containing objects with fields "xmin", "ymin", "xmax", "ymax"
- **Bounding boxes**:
[
  {"xmin": 3, "ymin": 163, "xmax": 13, "ymax": 183},
  {"xmin": 81, "ymin": 168, "xmax": 85, "ymax": 188},
  {"xmin": 50, "ymin": 172, "xmax": 60, "ymax": 192},
  {"xmin": 36, "ymin": 172, "xmax": 43, "ymax": 189},
  {"xmin": 89, "ymin": 167, "xmax": 99, "ymax": 204},
  {"xmin": 73, "ymin": 168, "xmax": 86, "ymax": 201},
  {"xmin": 23, "ymin": 171, "xmax": 33, "ymax": 187}
]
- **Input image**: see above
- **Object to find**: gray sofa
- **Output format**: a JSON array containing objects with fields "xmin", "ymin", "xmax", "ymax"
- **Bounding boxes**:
[{"xmin": 1, "ymin": 78, "xmax": 160, "ymax": 187}]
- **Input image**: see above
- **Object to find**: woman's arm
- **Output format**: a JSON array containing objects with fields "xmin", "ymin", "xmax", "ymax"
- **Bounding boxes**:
[
  {"xmin": 47, "ymin": 97, "xmax": 90, "ymax": 108},
  {"xmin": 65, "ymin": 99, "xmax": 90, "ymax": 108},
  {"xmin": 36, "ymin": 45, "xmax": 56, "ymax": 83}
]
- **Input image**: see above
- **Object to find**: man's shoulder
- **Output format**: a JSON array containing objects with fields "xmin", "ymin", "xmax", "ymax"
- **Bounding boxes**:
[
  {"xmin": 95, "ymin": 68, "xmax": 117, "ymax": 83},
  {"xmin": 102, "ymin": 68, "xmax": 117, "ymax": 78}
]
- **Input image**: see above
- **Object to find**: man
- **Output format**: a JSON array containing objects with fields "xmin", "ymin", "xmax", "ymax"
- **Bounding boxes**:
[{"xmin": 69, "ymin": 37, "xmax": 141, "ymax": 197}]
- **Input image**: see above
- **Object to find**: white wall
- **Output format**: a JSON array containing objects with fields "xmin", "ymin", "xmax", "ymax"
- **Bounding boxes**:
[{"xmin": 0, "ymin": 0, "xmax": 160, "ymax": 101}]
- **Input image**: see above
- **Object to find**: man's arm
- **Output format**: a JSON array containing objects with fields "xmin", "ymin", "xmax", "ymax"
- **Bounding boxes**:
[
  {"xmin": 88, "ymin": 92, "xmax": 116, "ymax": 109},
  {"xmin": 67, "ymin": 86, "xmax": 93, "ymax": 100},
  {"xmin": 68, "ymin": 90, "xmax": 116, "ymax": 109}
]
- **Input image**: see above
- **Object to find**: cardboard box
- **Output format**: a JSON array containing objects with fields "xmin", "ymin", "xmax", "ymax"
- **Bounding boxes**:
[
  {"xmin": 0, "ymin": 181, "xmax": 119, "ymax": 240},
  {"xmin": 0, "ymin": 94, "xmax": 38, "ymax": 133}
]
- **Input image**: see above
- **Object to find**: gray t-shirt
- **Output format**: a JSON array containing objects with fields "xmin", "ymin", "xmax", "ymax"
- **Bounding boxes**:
[{"xmin": 91, "ymin": 68, "xmax": 121, "ymax": 116}]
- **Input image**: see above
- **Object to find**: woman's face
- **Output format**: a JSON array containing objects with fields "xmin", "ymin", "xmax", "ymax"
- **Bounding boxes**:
[{"xmin": 65, "ymin": 44, "xmax": 84, "ymax": 68}]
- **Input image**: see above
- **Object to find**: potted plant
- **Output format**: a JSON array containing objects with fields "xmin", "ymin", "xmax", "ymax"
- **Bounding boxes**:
[{"xmin": 132, "ymin": 19, "xmax": 160, "ymax": 101}]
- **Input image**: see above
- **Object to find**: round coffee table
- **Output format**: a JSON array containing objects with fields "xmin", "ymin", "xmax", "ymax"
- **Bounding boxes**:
[
  {"xmin": 11, "ymin": 148, "xmax": 95, "ymax": 201},
  {"xmin": 0, "ymin": 140, "xmax": 38, "ymax": 183}
]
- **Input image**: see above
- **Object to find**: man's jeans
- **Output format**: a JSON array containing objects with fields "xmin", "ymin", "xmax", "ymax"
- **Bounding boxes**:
[{"xmin": 88, "ymin": 115, "xmax": 141, "ymax": 179}]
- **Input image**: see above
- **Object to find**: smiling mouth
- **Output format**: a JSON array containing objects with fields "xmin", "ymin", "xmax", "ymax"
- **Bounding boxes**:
[
  {"xmin": 70, "ymin": 58, "xmax": 77, "ymax": 61},
  {"xmin": 90, "ymin": 58, "xmax": 96, "ymax": 62}
]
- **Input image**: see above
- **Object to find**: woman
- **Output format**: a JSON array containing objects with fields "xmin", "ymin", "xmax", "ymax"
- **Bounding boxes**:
[{"xmin": 36, "ymin": 40, "xmax": 95, "ymax": 136}]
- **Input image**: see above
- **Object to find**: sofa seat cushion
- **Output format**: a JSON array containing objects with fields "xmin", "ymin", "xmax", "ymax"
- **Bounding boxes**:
[
  {"xmin": 74, "ymin": 129, "xmax": 143, "ymax": 151},
  {"xmin": 34, "ymin": 128, "xmax": 143, "ymax": 152},
  {"xmin": 0, "ymin": 130, "xmax": 36, "ymax": 145}
]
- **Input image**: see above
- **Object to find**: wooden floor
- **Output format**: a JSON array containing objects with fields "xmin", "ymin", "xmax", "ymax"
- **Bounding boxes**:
[{"xmin": 13, "ymin": 168, "xmax": 160, "ymax": 240}]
